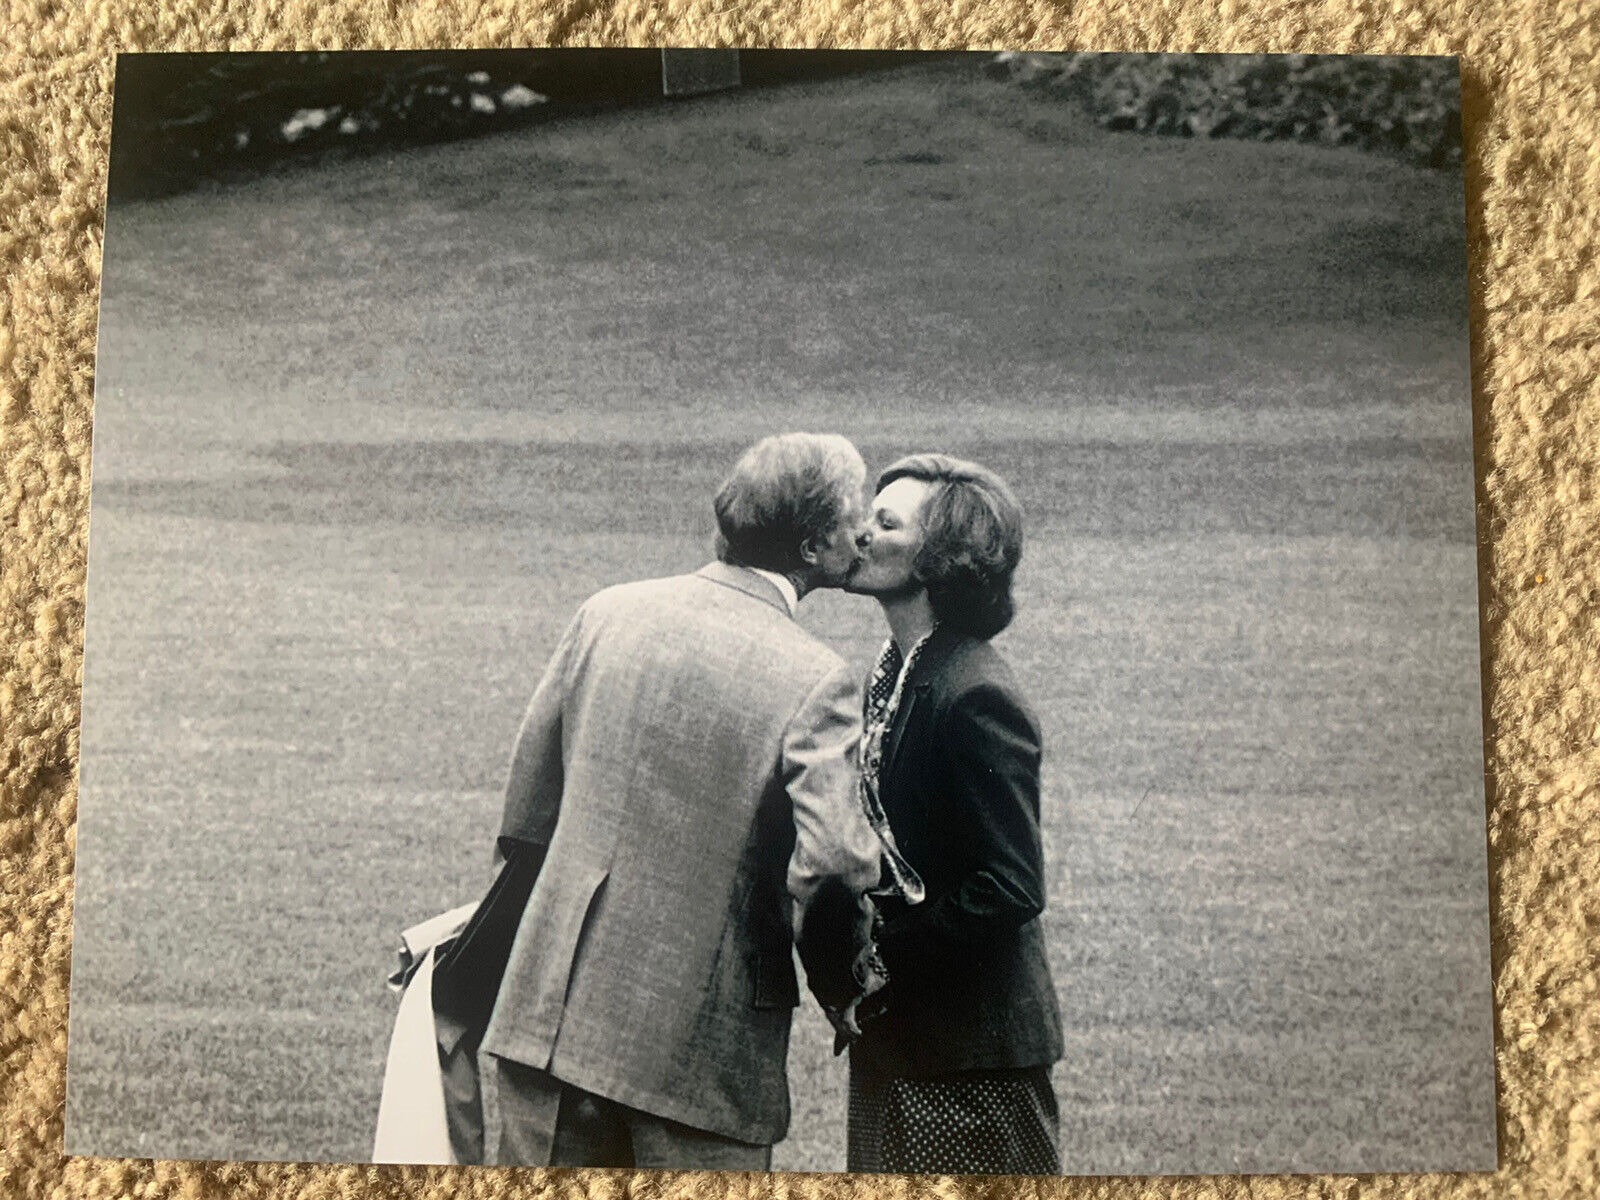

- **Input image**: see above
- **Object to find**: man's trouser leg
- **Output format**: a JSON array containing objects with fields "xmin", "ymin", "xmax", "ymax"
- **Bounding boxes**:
[
  {"xmin": 495, "ymin": 1057, "xmax": 619, "ymax": 1166},
  {"xmin": 627, "ymin": 1109, "xmax": 773, "ymax": 1171},
  {"xmin": 493, "ymin": 1057, "xmax": 772, "ymax": 1170},
  {"xmin": 436, "ymin": 1032, "xmax": 485, "ymax": 1165}
]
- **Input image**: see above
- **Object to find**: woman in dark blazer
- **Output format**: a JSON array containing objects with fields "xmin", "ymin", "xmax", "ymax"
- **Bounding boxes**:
[{"xmin": 842, "ymin": 453, "xmax": 1064, "ymax": 1175}]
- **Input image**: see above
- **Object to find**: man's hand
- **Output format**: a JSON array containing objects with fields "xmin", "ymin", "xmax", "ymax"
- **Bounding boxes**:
[
  {"xmin": 823, "ymin": 1003, "xmax": 862, "ymax": 1055},
  {"xmin": 826, "ymin": 910, "xmax": 894, "ymax": 1056},
  {"xmin": 825, "ymin": 978, "xmax": 893, "ymax": 1055}
]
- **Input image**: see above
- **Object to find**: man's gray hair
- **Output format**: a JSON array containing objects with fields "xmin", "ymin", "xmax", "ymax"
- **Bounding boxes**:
[{"xmin": 714, "ymin": 433, "xmax": 866, "ymax": 575}]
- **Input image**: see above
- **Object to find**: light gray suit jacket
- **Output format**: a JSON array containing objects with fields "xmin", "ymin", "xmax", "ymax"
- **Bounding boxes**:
[{"xmin": 479, "ymin": 563, "xmax": 882, "ymax": 1145}]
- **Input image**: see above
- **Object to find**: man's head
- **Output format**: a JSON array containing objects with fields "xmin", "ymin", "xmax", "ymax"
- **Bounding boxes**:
[
  {"xmin": 847, "ymin": 453, "xmax": 1024, "ymax": 640},
  {"xmin": 713, "ymin": 433, "xmax": 867, "ymax": 593}
]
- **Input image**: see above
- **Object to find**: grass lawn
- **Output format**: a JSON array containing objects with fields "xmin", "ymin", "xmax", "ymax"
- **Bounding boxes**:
[{"xmin": 68, "ymin": 58, "xmax": 1494, "ymax": 1173}]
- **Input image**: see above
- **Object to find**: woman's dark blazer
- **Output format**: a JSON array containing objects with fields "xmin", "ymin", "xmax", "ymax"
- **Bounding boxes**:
[{"xmin": 856, "ymin": 625, "xmax": 1064, "ymax": 1079}]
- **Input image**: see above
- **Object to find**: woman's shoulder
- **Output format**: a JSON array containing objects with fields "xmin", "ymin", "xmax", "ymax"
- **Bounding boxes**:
[
  {"xmin": 924, "ymin": 638, "xmax": 1043, "ymax": 759},
  {"xmin": 926, "ymin": 635, "xmax": 1027, "ymax": 710}
]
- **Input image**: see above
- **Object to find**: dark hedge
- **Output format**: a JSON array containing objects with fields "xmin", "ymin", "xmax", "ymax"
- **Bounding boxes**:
[
  {"xmin": 107, "ymin": 51, "xmax": 664, "ymax": 199},
  {"xmin": 107, "ymin": 52, "xmax": 1462, "ymax": 200},
  {"xmin": 106, "ymin": 50, "xmax": 953, "ymax": 200},
  {"xmin": 987, "ymin": 53, "xmax": 1462, "ymax": 168}
]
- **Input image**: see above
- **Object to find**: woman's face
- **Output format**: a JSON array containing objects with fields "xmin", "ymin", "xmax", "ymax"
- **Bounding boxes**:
[{"xmin": 846, "ymin": 476, "xmax": 935, "ymax": 597}]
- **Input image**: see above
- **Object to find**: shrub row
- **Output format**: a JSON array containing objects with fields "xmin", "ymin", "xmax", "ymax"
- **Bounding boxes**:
[
  {"xmin": 988, "ymin": 53, "xmax": 1462, "ymax": 167},
  {"xmin": 108, "ymin": 51, "xmax": 665, "ymax": 199},
  {"xmin": 106, "ymin": 51, "xmax": 946, "ymax": 199}
]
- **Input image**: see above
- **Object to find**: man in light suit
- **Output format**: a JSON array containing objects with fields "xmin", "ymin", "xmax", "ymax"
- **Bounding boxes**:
[{"xmin": 437, "ymin": 432, "xmax": 885, "ymax": 1169}]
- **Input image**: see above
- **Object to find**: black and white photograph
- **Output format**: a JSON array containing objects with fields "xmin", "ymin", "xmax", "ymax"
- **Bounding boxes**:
[{"xmin": 66, "ymin": 48, "xmax": 1495, "ymax": 1176}]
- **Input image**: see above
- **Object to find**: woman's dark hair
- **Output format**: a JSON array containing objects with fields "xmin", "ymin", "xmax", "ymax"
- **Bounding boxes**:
[{"xmin": 878, "ymin": 453, "xmax": 1024, "ymax": 640}]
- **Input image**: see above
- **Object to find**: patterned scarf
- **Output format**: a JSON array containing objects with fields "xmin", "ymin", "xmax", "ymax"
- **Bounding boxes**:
[{"xmin": 858, "ymin": 631, "xmax": 932, "ymax": 904}]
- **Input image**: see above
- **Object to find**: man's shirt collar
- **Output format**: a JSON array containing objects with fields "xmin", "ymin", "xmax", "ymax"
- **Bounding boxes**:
[{"xmin": 747, "ymin": 567, "xmax": 799, "ymax": 617}]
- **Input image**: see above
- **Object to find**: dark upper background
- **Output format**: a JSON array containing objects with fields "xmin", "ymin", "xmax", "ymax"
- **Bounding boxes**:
[{"xmin": 108, "ymin": 49, "xmax": 1461, "ymax": 200}]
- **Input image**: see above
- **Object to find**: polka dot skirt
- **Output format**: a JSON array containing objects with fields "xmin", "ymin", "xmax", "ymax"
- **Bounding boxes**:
[{"xmin": 847, "ymin": 1061, "xmax": 1060, "ymax": 1176}]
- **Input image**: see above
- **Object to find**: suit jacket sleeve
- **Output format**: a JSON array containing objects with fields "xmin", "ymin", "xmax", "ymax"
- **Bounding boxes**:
[
  {"xmin": 781, "ymin": 662, "xmax": 882, "ymax": 933},
  {"xmin": 879, "ymin": 680, "xmax": 1046, "ymax": 970},
  {"xmin": 498, "ymin": 605, "xmax": 587, "ymax": 856}
]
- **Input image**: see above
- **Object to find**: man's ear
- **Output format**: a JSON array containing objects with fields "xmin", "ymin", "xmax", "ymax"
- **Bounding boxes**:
[{"xmin": 797, "ymin": 538, "xmax": 821, "ymax": 568}]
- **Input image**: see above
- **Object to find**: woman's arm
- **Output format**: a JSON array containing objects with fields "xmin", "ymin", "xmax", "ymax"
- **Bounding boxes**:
[{"xmin": 877, "ymin": 680, "xmax": 1046, "ymax": 972}]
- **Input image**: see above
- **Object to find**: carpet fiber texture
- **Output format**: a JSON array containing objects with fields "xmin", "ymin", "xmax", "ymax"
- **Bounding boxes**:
[{"xmin": 2, "ymin": 2, "xmax": 1596, "ymax": 1199}]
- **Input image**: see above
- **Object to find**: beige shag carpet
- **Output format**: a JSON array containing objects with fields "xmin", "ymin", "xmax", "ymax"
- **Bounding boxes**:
[{"xmin": 2, "ymin": 1, "xmax": 1596, "ymax": 1198}]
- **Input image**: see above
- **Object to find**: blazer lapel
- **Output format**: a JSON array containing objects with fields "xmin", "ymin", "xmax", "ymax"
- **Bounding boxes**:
[
  {"xmin": 881, "ymin": 683, "xmax": 925, "ymax": 790},
  {"xmin": 880, "ymin": 626, "xmax": 963, "ymax": 789}
]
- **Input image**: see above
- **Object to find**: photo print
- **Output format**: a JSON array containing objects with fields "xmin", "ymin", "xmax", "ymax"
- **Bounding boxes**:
[{"xmin": 67, "ymin": 48, "xmax": 1494, "ymax": 1176}]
